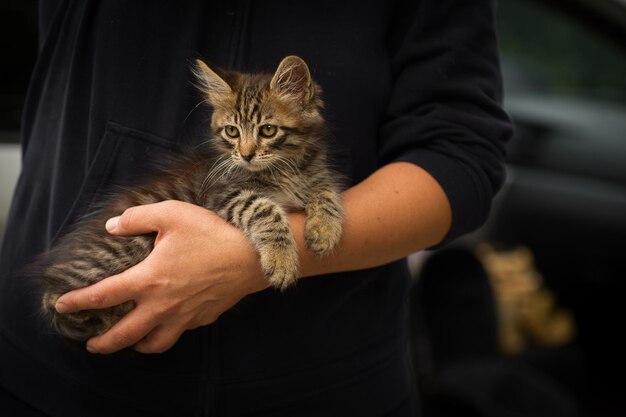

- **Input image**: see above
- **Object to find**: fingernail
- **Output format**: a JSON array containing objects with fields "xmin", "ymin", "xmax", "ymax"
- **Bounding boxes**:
[
  {"xmin": 105, "ymin": 216, "xmax": 120, "ymax": 232},
  {"xmin": 55, "ymin": 301, "xmax": 68, "ymax": 313},
  {"xmin": 86, "ymin": 344, "xmax": 98, "ymax": 354}
]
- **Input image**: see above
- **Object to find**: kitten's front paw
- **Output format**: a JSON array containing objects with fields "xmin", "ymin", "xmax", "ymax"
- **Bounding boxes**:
[
  {"xmin": 259, "ymin": 244, "xmax": 299, "ymax": 291},
  {"xmin": 305, "ymin": 213, "xmax": 342, "ymax": 256}
]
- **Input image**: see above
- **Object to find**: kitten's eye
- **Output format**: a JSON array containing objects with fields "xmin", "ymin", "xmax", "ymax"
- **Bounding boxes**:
[
  {"xmin": 224, "ymin": 125, "xmax": 240, "ymax": 138},
  {"xmin": 259, "ymin": 124, "xmax": 277, "ymax": 138}
]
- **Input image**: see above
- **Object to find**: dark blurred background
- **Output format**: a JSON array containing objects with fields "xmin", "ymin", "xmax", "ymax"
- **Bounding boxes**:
[
  {"xmin": 1, "ymin": 1, "xmax": 625, "ymax": 416},
  {"xmin": 0, "ymin": 0, "xmax": 36, "ymax": 230},
  {"xmin": 409, "ymin": 1, "xmax": 626, "ymax": 417}
]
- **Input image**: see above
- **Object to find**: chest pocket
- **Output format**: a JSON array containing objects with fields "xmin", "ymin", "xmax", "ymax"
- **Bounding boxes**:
[{"xmin": 52, "ymin": 122, "xmax": 179, "ymax": 243}]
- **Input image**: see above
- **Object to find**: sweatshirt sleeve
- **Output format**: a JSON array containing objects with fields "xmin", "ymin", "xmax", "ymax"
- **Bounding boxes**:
[{"xmin": 378, "ymin": 0, "xmax": 513, "ymax": 244}]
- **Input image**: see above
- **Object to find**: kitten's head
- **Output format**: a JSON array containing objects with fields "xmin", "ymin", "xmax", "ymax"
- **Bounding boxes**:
[{"xmin": 193, "ymin": 56, "xmax": 325, "ymax": 172}]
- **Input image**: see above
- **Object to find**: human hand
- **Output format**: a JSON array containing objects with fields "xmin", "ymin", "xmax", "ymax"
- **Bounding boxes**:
[{"xmin": 55, "ymin": 200, "xmax": 269, "ymax": 354}]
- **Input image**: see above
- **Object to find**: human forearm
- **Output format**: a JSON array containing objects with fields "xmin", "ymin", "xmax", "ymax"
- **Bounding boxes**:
[{"xmin": 292, "ymin": 161, "xmax": 452, "ymax": 278}]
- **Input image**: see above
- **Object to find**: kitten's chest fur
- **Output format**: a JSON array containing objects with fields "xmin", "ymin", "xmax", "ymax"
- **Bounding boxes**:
[
  {"xmin": 198, "ymin": 153, "xmax": 332, "ymax": 212},
  {"xmin": 267, "ymin": 179, "xmax": 309, "ymax": 211}
]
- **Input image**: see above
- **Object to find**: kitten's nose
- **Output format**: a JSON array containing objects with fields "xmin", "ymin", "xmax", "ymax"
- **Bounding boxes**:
[{"xmin": 241, "ymin": 153, "xmax": 254, "ymax": 162}]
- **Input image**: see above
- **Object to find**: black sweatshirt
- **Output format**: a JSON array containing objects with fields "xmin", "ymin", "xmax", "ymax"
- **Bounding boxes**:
[{"xmin": 0, "ymin": 1, "xmax": 512, "ymax": 416}]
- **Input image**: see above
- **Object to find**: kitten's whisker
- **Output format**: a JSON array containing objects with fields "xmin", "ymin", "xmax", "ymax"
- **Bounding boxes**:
[
  {"xmin": 276, "ymin": 155, "xmax": 299, "ymax": 173},
  {"xmin": 217, "ymin": 161, "xmax": 237, "ymax": 184},
  {"xmin": 211, "ymin": 160, "xmax": 235, "ymax": 185},
  {"xmin": 274, "ymin": 163, "xmax": 290, "ymax": 179},
  {"xmin": 220, "ymin": 163, "xmax": 240, "ymax": 184},
  {"xmin": 202, "ymin": 157, "xmax": 230, "ymax": 185},
  {"xmin": 182, "ymin": 99, "xmax": 210, "ymax": 127},
  {"xmin": 269, "ymin": 161, "xmax": 288, "ymax": 179},
  {"xmin": 201, "ymin": 157, "xmax": 232, "ymax": 193},
  {"xmin": 268, "ymin": 165, "xmax": 280, "ymax": 184},
  {"xmin": 273, "ymin": 155, "xmax": 300, "ymax": 177}
]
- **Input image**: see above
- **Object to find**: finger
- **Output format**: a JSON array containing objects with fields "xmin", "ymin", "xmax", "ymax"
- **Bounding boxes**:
[
  {"xmin": 86, "ymin": 307, "xmax": 158, "ymax": 354},
  {"xmin": 55, "ymin": 267, "xmax": 141, "ymax": 313},
  {"xmin": 133, "ymin": 325, "xmax": 185, "ymax": 354},
  {"xmin": 105, "ymin": 200, "xmax": 183, "ymax": 237}
]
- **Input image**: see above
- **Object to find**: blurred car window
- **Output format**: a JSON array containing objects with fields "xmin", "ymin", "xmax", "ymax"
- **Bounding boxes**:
[
  {"xmin": 497, "ymin": 0, "xmax": 626, "ymax": 104},
  {"xmin": 494, "ymin": 0, "xmax": 626, "ymax": 188}
]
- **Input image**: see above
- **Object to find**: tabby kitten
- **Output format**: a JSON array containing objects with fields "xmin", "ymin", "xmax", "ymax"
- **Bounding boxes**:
[{"xmin": 32, "ymin": 56, "xmax": 344, "ymax": 342}]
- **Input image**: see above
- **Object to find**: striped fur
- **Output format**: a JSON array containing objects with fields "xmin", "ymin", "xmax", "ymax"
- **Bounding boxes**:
[{"xmin": 30, "ymin": 56, "xmax": 344, "ymax": 341}]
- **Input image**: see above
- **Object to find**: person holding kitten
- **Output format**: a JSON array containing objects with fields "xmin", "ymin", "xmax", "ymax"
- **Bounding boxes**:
[{"xmin": 0, "ymin": 1, "xmax": 511, "ymax": 416}]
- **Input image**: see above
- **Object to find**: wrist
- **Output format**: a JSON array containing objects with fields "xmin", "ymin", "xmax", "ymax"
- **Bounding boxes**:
[{"xmin": 288, "ymin": 212, "xmax": 337, "ymax": 279}]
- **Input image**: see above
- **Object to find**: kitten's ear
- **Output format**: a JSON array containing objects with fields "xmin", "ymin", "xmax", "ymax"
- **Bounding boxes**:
[
  {"xmin": 193, "ymin": 59, "xmax": 232, "ymax": 101},
  {"xmin": 270, "ymin": 56, "xmax": 313, "ymax": 102}
]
